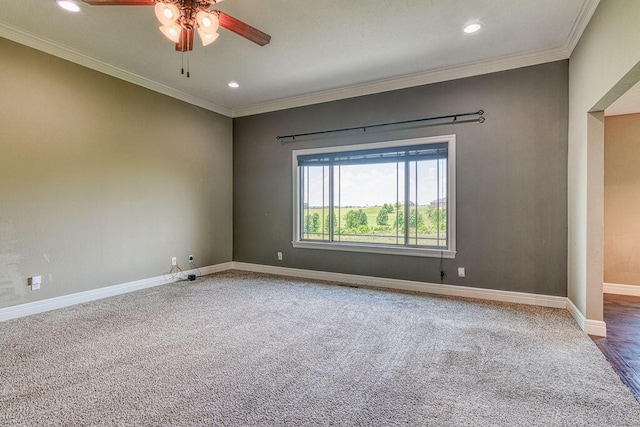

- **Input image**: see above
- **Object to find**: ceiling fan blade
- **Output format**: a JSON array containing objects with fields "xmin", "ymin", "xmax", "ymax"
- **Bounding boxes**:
[
  {"xmin": 82, "ymin": 1, "xmax": 155, "ymax": 5},
  {"xmin": 217, "ymin": 11, "xmax": 271, "ymax": 46}
]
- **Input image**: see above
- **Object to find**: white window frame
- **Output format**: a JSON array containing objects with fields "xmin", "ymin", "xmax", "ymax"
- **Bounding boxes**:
[{"xmin": 291, "ymin": 134, "xmax": 457, "ymax": 259}]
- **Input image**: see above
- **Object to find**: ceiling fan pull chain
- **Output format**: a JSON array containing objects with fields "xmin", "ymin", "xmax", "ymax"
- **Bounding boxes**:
[
  {"xmin": 187, "ymin": 54, "xmax": 190, "ymax": 78},
  {"xmin": 181, "ymin": 52, "xmax": 185, "ymax": 75}
]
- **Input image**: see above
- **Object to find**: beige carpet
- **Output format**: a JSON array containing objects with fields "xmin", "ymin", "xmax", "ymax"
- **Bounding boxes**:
[{"xmin": 1, "ymin": 270, "xmax": 639, "ymax": 426}]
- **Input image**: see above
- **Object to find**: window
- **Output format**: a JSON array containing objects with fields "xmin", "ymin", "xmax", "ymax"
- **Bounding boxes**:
[{"xmin": 292, "ymin": 135, "xmax": 456, "ymax": 258}]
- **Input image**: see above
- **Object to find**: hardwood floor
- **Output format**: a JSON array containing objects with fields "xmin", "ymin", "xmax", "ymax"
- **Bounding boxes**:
[{"xmin": 591, "ymin": 294, "xmax": 640, "ymax": 402}]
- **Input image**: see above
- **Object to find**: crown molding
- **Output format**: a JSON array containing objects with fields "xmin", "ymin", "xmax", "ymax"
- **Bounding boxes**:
[
  {"xmin": 230, "ymin": 0, "xmax": 599, "ymax": 117},
  {"xmin": 0, "ymin": 23, "xmax": 232, "ymax": 117},
  {"xmin": 564, "ymin": 0, "xmax": 600, "ymax": 56},
  {"xmin": 1, "ymin": 0, "xmax": 598, "ymax": 119},
  {"xmin": 231, "ymin": 46, "xmax": 568, "ymax": 117}
]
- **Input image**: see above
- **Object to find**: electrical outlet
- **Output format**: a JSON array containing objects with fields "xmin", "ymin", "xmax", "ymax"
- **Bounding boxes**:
[
  {"xmin": 28, "ymin": 275, "xmax": 41, "ymax": 290},
  {"xmin": 458, "ymin": 267, "xmax": 466, "ymax": 278},
  {"xmin": 189, "ymin": 255, "xmax": 194, "ymax": 263},
  {"xmin": 172, "ymin": 257, "xmax": 177, "ymax": 266},
  {"xmin": 277, "ymin": 252, "xmax": 283, "ymax": 261}
]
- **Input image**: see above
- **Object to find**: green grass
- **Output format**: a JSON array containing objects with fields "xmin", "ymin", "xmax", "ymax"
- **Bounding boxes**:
[{"xmin": 301, "ymin": 204, "xmax": 447, "ymax": 247}]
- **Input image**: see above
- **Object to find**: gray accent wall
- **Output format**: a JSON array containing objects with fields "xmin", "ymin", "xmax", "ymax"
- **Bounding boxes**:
[
  {"xmin": 0, "ymin": 38, "xmax": 233, "ymax": 309},
  {"xmin": 234, "ymin": 61, "xmax": 569, "ymax": 296}
]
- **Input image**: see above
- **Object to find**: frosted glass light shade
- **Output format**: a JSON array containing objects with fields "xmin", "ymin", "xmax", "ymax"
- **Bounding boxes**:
[
  {"xmin": 196, "ymin": 11, "xmax": 219, "ymax": 34},
  {"xmin": 159, "ymin": 24, "xmax": 181, "ymax": 43},
  {"xmin": 155, "ymin": 3, "xmax": 180, "ymax": 26},
  {"xmin": 198, "ymin": 29, "xmax": 219, "ymax": 46}
]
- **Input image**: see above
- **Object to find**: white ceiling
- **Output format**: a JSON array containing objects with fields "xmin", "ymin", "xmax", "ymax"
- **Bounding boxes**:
[{"xmin": 0, "ymin": 0, "xmax": 599, "ymax": 117}]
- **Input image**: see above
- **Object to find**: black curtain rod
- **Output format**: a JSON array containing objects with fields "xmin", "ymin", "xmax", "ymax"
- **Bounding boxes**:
[{"xmin": 277, "ymin": 110, "xmax": 484, "ymax": 143}]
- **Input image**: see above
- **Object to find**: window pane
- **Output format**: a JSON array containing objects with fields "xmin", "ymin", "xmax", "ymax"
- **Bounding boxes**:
[
  {"xmin": 295, "ymin": 135, "xmax": 454, "ymax": 255},
  {"xmin": 436, "ymin": 157, "xmax": 448, "ymax": 247},
  {"xmin": 300, "ymin": 165, "xmax": 330, "ymax": 241},
  {"xmin": 408, "ymin": 161, "xmax": 418, "ymax": 244},
  {"xmin": 395, "ymin": 162, "xmax": 406, "ymax": 245},
  {"xmin": 334, "ymin": 162, "xmax": 405, "ymax": 245},
  {"xmin": 408, "ymin": 159, "xmax": 447, "ymax": 248}
]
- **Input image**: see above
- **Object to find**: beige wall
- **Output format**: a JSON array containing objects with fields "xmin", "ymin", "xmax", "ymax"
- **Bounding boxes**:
[
  {"xmin": 569, "ymin": 0, "xmax": 640, "ymax": 322},
  {"xmin": 604, "ymin": 113, "xmax": 640, "ymax": 286},
  {"xmin": 0, "ymin": 38, "xmax": 233, "ymax": 309}
]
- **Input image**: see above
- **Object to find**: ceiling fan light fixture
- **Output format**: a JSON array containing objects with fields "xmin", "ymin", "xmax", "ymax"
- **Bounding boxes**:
[
  {"xmin": 81, "ymin": 0, "xmax": 270, "ymax": 53},
  {"xmin": 56, "ymin": 1, "xmax": 80, "ymax": 13},
  {"xmin": 196, "ymin": 11, "xmax": 219, "ymax": 34},
  {"xmin": 154, "ymin": 3, "xmax": 180, "ymax": 26},
  {"xmin": 159, "ymin": 24, "xmax": 182, "ymax": 43},
  {"xmin": 198, "ymin": 29, "xmax": 220, "ymax": 46}
]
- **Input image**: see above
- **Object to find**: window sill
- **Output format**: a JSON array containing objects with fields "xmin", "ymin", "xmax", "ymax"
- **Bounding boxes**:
[{"xmin": 291, "ymin": 240, "xmax": 456, "ymax": 259}]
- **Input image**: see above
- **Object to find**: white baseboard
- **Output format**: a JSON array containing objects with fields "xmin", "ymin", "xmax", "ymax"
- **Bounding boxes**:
[
  {"xmin": 232, "ymin": 262, "xmax": 608, "ymax": 336},
  {"xmin": 0, "ymin": 262, "xmax": 233, "ymax": 323},
  {"xmin": 584, "ymin": 319, "xmax": 607, "ymax": 337},
  {"xmin": 566, "ymin": 298, "xmax": 607, "ymax": 337},
  {"xmin": 231, "ymin": 262, "xmax": 567, "ymax": 308},
  {"xmin": 198, "ymin": 262, "xmax": 234, "ymax": 276},
  {"xmin": 0, "ymin": 260, "xmax": 606, "ymax": 338},
  {"xmin": 604, "ymin": 282, "xmax": 640, "ymax": 296}
]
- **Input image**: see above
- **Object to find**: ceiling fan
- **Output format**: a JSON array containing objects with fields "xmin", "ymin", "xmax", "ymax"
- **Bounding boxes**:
[{"xmin": 81, "ymin": 0, "xmax": 271, "ymax": 52}]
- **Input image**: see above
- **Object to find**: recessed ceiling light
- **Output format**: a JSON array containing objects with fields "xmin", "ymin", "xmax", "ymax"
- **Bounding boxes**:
[
  {"xmin": 57, "ymin": 1, "xmax": 80, "ymax": 12},
  {"xmin": 464, "ymin": 23, "xmax": 482, "ymax": 34},
  {"xmin": 228, "ymin": 81, "xmax": 240, "ymax": 88}
]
